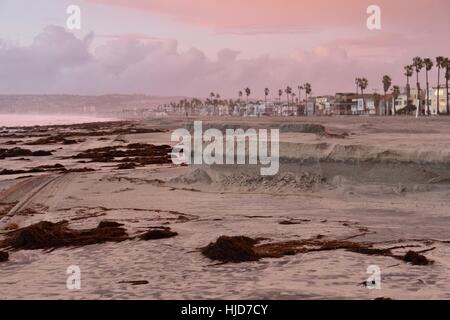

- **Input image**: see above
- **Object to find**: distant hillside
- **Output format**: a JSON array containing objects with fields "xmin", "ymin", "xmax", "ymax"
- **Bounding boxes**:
[{"xmin": 0, "ymin": 95, "xmax": 188, "ymax": 114}]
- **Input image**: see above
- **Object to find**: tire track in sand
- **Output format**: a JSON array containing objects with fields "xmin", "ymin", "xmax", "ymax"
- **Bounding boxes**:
[
  {"xmin": 0, "ymin": 174, "xmax": 67, "ymax": 226},
  {"xmin": 0, "ymin": 131, "xmax": 130, "ymax": 227}
]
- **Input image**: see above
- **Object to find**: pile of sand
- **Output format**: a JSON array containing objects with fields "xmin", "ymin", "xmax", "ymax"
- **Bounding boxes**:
[
  {"xmin": 170, "ymin": 168, "xmax": 213, "ymax": 185},
  {"xmin": 219, "ymin": 172, "xmax": 325, "ymax": 192},
  {"xmin": 170, "ymin": 168, "xmax": 325, "ymax": 192}
]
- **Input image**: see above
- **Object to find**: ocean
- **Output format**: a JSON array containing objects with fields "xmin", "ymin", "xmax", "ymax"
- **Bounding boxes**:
[{"xmin": 0, "ymin": 114, "xmax": 119, "ymax": 127}]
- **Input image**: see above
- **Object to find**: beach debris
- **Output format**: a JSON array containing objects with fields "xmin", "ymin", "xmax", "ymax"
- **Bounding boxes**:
[
  {"xmin": 4, "ymin": 223, "xmax": 19, "ymax": 231},
  {"xmin": 97, "ymin": 221, "xmax": 124, "ymax": 229},
  {"xmin": 201, "ymin": 236, "xmax": 260, "ymax": 263},
  {"xmin": 25, "ymin": 135, "xmax": 78, "ymax": 145},
  {"xmin": 202, "ymin": 235, "xmax": 435, "ymax": 265},
  {"xmin": 139, "ymin": 227, "xmax": 178, "ymax": 240},
  {"xmin": 118, "ymin": 280, "xmax": 149, "ymax": 286},
  {"xmin": 0, "ymin": 251, "xmax": 9, "ymax": 262},
  {"xmin": 0, "ymin": 147, "xmax": 52, "ymax": 159},
  {"xmin": 0, "ymin": 220, "xmax": 129, "ymax": 250},
  {"xmin": 279, "ymin": 220, "xmax": 301, "ymax": 225},
  {"xmin": 0, "ymin": 122, "xmax": 166, "ymax": 139},
  {"xmin": 73, "ymin": 143, "xmax": 172, "ymax": 165},
  {"xmin": 402, "ymin": 251, "xmax": 433, "ymax": 266},
  {"xmin": 279, "ymin": 219, "xmax": 311, "ymax": 225},
  {"xmin": 116, "ymin": 163, "xmax": 137, "ymax": 170},
  {"xmin": 0, "ymin": 164, "xmax": 95, "ymax": 176},
  {"xmin": 4, "ymin": 140, "xmax": 23, "ymax": 145},
  {"xmin": 63, "ymin": 167, "xmax": 96, "ymax": 173}
]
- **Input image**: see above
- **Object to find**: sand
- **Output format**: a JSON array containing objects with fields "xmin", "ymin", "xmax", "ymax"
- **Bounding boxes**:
[{"xmin": 0, "ymin": 116, "xmax": 449, "ymax": 299}]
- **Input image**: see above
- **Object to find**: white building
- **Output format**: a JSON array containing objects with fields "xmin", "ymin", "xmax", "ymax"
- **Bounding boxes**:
[
  {"xmin": 393, "ymin": 94, "xmax": 408, "ymax": 113},
  {"xmin": 392, "ymin": 87, "xmax": 425, "ymax": 114},
  {"xmin": 351, "ymin": 97, "xmax": 377, "ymax": 115},
  {"xmin": 305, "ymin": 101, "xmax": 315, "ymax": 116},
  {"xmin": 428, "ymin": 86, "xmax": 449, "ymax": 114},
  {"xmin": 315, "ymin": 96, "xmax": 334, "ymax": 115}
]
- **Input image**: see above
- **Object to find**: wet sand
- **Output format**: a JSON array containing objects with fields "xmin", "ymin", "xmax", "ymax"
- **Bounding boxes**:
[{"xmin": 0, "ymin": 116, "xmax": 449, "ymax": 299}]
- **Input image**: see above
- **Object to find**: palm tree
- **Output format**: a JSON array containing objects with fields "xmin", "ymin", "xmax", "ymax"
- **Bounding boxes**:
[
  {"xmin": 436, "ymin": 57, "xmax": 445, "ymax": 115},
  {"xmin": 304, "ymin": 83, "xmax": 312, "ymax": 115},
  {"xmin": 278, "ymin": 89, "xmax": 283, "ymax": 115},
  {"xmin": 423, "ymin": 58, "xmax": 434, "ymax": 115},
  {"xmin": 216, "ymin": 93, "xmax": 221, "ymax": 115},
  {"xmin": 264, "ymin": 88, "xmax": 270, "ymax": 117},
  {"xmin": 355, "ymin": 78, "xmax": 361, "ymax": 114},
  {"xmin": 444, "ymin": 58, "xmax": 450, "ymax": 114},
  {"xmin": 244, "ymin": 88, "xmax": 251, "ymax": 115},
  {"xmin": 291, "ymin": 92, "xmax": 296, "ymax": 115},
  {"xmin": 382, "ymin": 75, "xmax": 392, "ymax": 116},
  {"xmin": 356, "ymin": 78, "xmax": 368, "ymax": 114},
  {"xmin": 298, "ymin": 85, "xmax": 304, "ymax": 116},
  {"xmin": 412, "ymin": 57, "xmax": 424, "ymax": 116},
  {"xmin": 209, "ymin": 92, "xmax": 215, "ymax": 115},
  {"xmin": 245, "ymin": 87, "xmax": 251, "ymax": 103},
  {"xmin": 404, "ymin": 65, "xmax": 413, "ymax": 113},
  {"xmin": 285, "ymin": 86, "xmax": 292, "ymax": 115},
  {"xmin": 392, "ymin": 85, "xmax": 400, "ymax": 115},
  {"xmin": 237, "ymin": 90, "xmax": 243, "ymax": 115}
]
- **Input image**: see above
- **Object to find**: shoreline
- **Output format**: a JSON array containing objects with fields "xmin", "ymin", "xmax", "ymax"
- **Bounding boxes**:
[{"xmin": 0, "ymin": 113, "xmax": 123, "ymax": 128}]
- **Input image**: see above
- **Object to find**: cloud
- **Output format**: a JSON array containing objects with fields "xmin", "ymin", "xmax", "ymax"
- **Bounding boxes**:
[
  {"xmin": 0, "ymin": 26, "xmax": 93, "ymax": 93},
  {"xmin": 0, "ymin": 25, "xmax": 446, "ymax": 97}
]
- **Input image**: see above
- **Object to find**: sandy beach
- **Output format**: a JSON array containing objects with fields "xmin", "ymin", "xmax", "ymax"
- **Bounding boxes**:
[{"xmin": 0, "ymin": 116, "xmax": 449, "ymax": 299}]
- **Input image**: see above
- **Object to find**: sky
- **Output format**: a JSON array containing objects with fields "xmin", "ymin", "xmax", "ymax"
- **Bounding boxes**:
[{"xmin": 0, "ymin": 0, "xmax": 449, "ymax": 98}]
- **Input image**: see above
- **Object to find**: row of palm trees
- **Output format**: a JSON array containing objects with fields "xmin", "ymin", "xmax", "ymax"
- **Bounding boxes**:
[
  {"xmin": 356, "ymin": 56, "xmax": 450, "ymax": 116},
  {"xmin": 237, "ymin": 84, "xmax": 313, "ymax": 116},
  {"xmin": 161, "ymin": 83, "xmax": 315, "ymax": 116},
  {"xmin": 355, "ymin": 76, "xmax": 396, "ymax": 116},
  {"xmin": 163, "ymin": 56, "xmax": 449, "ymax": 117},
  {"xmin": 355, "ymin": 78, "xmax": 369, "ymax": 113},
  {"xmin": 403, "ymin": 56, "xmax": 450, "ymax": 115}
]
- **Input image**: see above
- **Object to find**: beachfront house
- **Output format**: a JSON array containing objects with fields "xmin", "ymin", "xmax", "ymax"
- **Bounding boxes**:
[
  {"xmin": 393, "ymin": 93, "xmax": 408, "ymax": 114},
  {"xmin": 305, "ymin": 100, "xmax": 316, "ymax": 116},
  {"xmin": 351, "ymin": 95, "xmax": 378, "ymax": 115},
  {"xmin": 429, "ymin": 86, "xmax": 449, "ymax": 114},
  {"xmin": 315, "ymin": 96, "xmax": 334, "ymax": 115},
  {"xmin": 242, "ymin": 103, "xmax": 267, "ymax": 116},
  {"xmin": 333, "ymin": 93, "xmax": 356, "ymax": 115},
  {"xmin": 262, "ymin": 101, "xmax": 275, "ymax": 116}
]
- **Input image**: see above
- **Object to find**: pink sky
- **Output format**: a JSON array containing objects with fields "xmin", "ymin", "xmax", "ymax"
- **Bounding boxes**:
[
  {"xmin": 90, "ymin": 0, "xmax": 448, "ymax": 31},
  {"xmin": 0, "ymin": 0, "xmax": 449, "ymax": 97}
]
